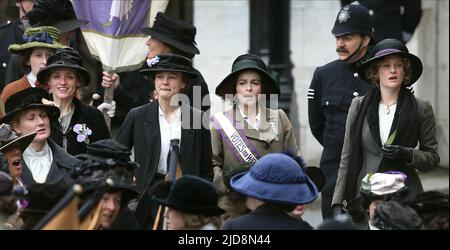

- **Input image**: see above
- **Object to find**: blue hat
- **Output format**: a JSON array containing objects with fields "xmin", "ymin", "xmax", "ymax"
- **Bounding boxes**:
[
  {"xmin": 332, "ymin": 2, "xmax": 374, "ymax": 40},
  {"xmin": 230, "ymin": 153, "xmax": 319, "ymax": 205}
]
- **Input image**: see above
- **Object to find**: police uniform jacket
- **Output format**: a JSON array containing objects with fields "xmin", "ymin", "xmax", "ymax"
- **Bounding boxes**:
[
  {"xmin": 116, "ymin": 100, "xmax": 213, "ymax": 194},
  {"xmin": 308, "ymin": 59, "xmax": 374, "ymax": 196},
  {"xmin": 211, "ymin": 106, "xmax": 299, "ymax": 191},
  {"xmin": 332, "ymin": 96, "xmax": 439, "ymax": 207}
]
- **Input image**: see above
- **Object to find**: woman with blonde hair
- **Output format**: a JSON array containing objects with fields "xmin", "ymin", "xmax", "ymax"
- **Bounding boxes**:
[{"xmin": 332, "ymin": 38, "xmax": 439, "ymax": 214}]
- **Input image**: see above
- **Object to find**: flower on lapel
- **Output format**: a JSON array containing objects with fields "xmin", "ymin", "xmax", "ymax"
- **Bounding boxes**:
[
  {"xmin": 73, "ymin": 123, "xmax": 92, "ymax": 143},
  {"xmin": 146, "ymin": 56, "xmax": 160, "ymax": 67}
]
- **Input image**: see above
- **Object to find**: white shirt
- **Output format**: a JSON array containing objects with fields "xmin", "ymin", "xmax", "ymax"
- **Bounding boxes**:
[
  {"xmin": 23, "ymin": 143, "xmax": 53, "ymax": 183},
  {"xmin": 157, "ymin": 106, "xmax": 182, "ymax": 175},
  {"xmin": 378, "ymin": 103, "xmax": 397, "ymax": 145},
  {"xmin": 238, "ymin": 106, "xmax": 261, "ymax": 130},
  {"xmin": 26, "ymin": 72, "xmax": 37, "ymax": 87}
]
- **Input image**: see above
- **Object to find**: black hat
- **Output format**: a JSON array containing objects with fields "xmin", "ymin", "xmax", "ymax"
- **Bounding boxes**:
[
  {"xmin": 21, "ymin": 179, "xmax": 69, "ymax": 215},
  {"xmin": 408, "ymin": 191, "xmax": 449, "ymax": 214},
  {"xmin": 0, "ymin": 124, "xmax": 37, "ymax": 153},
  {"xmin": 141, "ymin": 12, "xmax": 199, "ymax": 55},
  {"xmin": 37, "ymin": 47, "xmax": 91, "ymax": 86},
  {"xmin": 215, "ymin": 54, "xmax": 280, "ymax": 99},
  {"xmin": 28, "ymin": 0, "xmax": 88, "ymax": 33},
  {"xmin": 371, "ymin": 200, "xmax": 423, "ymax": 230},
  {"xmin": 153, "ymin": 175, "xmax": 225, "ymax": 216},
  {"xmin": 0, "ymin": 88, "xmax": 60, "ymax": 125},
  {"xmin": 140, "ymin": 54, "xmax": 197, "ymax": 79},
  {"xmin": 332, "ymin": 2, "xmax": 374, "ymax": 39},
  {"xmin": 357, "ymin": 38, "xmax": 423, "ymax": 86},
  {"xmin": 75, "ymin": 139, "xmax": 139, "ymax": 204}
]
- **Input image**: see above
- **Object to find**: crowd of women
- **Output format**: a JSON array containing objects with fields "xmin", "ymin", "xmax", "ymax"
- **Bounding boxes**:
[{"xmin": 0, "ymin": 0, "xmax": 447, "ymax": 230}]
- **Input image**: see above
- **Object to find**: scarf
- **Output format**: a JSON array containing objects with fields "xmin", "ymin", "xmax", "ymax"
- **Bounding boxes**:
[{"xmin": 344, "ymin": 87, "xmax": 419, "ymax": 202}]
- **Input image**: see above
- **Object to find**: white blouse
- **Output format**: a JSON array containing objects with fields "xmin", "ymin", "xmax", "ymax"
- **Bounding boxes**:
[
  {"xmin": 26, "ymin": 72, "xmax": 37, "ymax": 87},
  {"xmin": 157, "ymin": 106, "xmax": 182, "ymax": 175},
  {"xmin": 23, "ymin": 142, "xmax": 53, "ymax": 183},
  {"xmin": 378, "ymin": 103, "xmax": 397, "ymax": 145}
]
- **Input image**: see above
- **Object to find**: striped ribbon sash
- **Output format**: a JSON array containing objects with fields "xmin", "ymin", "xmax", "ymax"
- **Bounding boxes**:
[{"xmin": 210, "ymin": 112, "xmax": 260, "ymax": 163}]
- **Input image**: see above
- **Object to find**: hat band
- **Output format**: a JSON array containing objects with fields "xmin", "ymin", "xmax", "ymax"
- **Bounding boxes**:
[
  {"xmin": 374, "ymin": 48, "xmax": 403, "ymax": 57},
  {"xmin": 23, "ymin": 32, "xmax": 54, "ymax": 44}
]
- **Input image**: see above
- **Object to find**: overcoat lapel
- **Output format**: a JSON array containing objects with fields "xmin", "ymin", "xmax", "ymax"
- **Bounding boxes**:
[{"xmin": 144, "ymin": 101, "xmax": 161, "ymax": 177}]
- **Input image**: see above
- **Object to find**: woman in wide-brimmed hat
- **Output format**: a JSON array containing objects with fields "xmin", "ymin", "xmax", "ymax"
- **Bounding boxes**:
[
  {"xmin": 222, "ymin": 153, "xmax": 320, "ymax": 230},
  {"xmin": 152, "ymin": 175, "xmax": 224, "ymax": 230},
  {"xmin": 117, "ymin": 54, "xmax": 213, "ymax": 229},
  {"xmin": 211, "ymin": 54, "xmax": 300, "ymax": 193},
  {"xmin": 0, "ymin": 87, "xmax": 80, "ymax": 186},
  {"xmin": 332, "ymin": 38, "xmax": 440, "ymax": 214},
  {"xmin": 0, "ymin": 123, "xmax": 36, "ymax": 186},
  {"xmin": 1, "ymin": 26, "xmax": 66, "ymax": 103},
  {"xmin": 37, "ymin": 47, "xmax": 110, "ymax": 156}
]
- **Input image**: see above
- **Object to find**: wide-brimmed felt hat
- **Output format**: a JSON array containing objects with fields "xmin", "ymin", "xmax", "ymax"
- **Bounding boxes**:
[
  {"xmin": 0, "ymin": 88, "xmax": 60, "ymax": 125},
  {"xmin": 28, "ymin": 0, "xmax": 88, "ymax": 33},
  {"xmin": 357, "ymin": 38, "xmax": 423, "ymax": 86},
  {"xmin": 140, "ymin": 54, "xmax": 197, "ymax": 80},
  {"xmin": 230, "ymin": 153, "xmax": 319, "ymax": 205},
  {"xmin": 215, "ymin": 54, "xmax": 280, "ymax": 99},
  {"xmin": 407, "ymin": 191, "xmax": 449, "ymax": 214},
  {"xmin": 75, "ymin": 139, "xmax": 140, "ymax": 204},
  {"xmin": 37, "ymin": 47, "xmax": 90, "ymax": 86},
  {"xmin": 153, "ymin": 175, "xmax": 225, "ymax": 216},
  {"xmin": 141, "ymin": 12, "xmax": 199, "ymax": 55},
  {"xmin": 0, "ymin": 124, "xmax": 37, "ymax": 153},
  {"xmin": 331, "ymin": 2, "xmax": 374, "ymax": 40},
  {"xmin": 8, "ymin": 26, "xmax": 66, "ymax": 54},
  {"xmin": 371, "ymin": 200, "xmax": 423, "ymax": 230}
]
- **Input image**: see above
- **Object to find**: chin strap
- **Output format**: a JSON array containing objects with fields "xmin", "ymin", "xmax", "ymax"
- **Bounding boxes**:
[{"xmin": 341, "ymin": 39, "xmax": 364, "ymax": 64}]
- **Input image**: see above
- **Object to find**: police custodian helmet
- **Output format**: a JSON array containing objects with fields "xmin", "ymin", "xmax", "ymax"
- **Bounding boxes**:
[{"xmin": 332, "ymin": 2, "xmax": 374, "ymax": 39}]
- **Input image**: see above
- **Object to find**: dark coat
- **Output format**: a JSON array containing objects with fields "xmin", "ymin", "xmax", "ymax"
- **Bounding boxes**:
[
  {"xmin": 341, "ymin": 0, "xmax": 422, "ymax": 43},
  {"xmin": 113, "ymin": 66, "xmax": 210, "ymax": 113},
  {"xmin": 333, "ymin": 96, "xmax": 439, "ymax": 207},
  {"xmin": 222, "ymin": 204, "xmax": 313, "ymax": 230},
  {"xmin": 0, "ymin": 20, "xmax": 23, "ymax": 91},
  {"xmin": 51, "ymin": 98, "xmax": 111, "ymax": 156},
  {"xmin": 308, "ymin": 58, "xmax": 375, "ymax": 218},
  {"xmin": 18, "ymin": 139, "xmax": 81, "ymax": 186},
  {"xmin": 116, "ymin": 100, "xmax": 213, "ymax": 194}
]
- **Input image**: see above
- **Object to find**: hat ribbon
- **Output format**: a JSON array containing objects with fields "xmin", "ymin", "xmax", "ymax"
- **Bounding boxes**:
[
  {"xmin": 22, "ymin": 31, "xmax": 54, "ymax": 44},
  {"xmin": 374, "ymin": 48, "xmax": 402, "ymax": 57}
]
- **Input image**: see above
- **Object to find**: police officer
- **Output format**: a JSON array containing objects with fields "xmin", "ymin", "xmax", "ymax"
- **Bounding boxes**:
[
  {"xmin": 341, "ymin": 0, "xmax": 422, "ymax": 43},
  {"xmin": 307, "ymin": 2, "xmax": 375, "ymax": 219}
]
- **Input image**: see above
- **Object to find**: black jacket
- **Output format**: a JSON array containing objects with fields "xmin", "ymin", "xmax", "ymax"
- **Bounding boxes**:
[
  {"xmin": 116, "ymin": 100, "xmax": 213, "ymax": 194},
  {"xmin": 18, "ymin": 139, "xmax": 81, "ymax": 186},
  {"xmin": 222, "ymin": 204, "xmax": 313, "ymax": 230},
  {"xmin": 0, "ymin": 20, "xmax": 23, "ymax": 90},
  {"xmin": 51, "ymin": 98, "xmax": 111, "ymax": 156}
]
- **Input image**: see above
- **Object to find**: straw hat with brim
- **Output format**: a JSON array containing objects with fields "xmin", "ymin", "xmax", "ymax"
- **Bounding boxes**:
[
  {"xmin": 141, "ymin": 12, "xmax": 199, "ymax": 55},
  {"xmin": 0, "ymin": 124, "xmax": 37, "ymax": 153},
  {"xmin": 8, "ymin": 26, "xmax": 66, "ymax": 54},
  {"xmin": 140, "ymin": 54, "xmax": 197, "ymax": 80},
  {"xmin": 357, "ymin": 38, "xmax": 423, "ymax": 86},
  {"xmin": 0, "ymin": 88, "xmax": 60, "ymax": 125},
  {"xmin": 230, "ymin": 153, "xmax": 319, "ymax": 205},
  {"xmin": 215, "ymin": 54, "xmax": 280, "ymax": 99},
  {"xmin": 37, "ymin": 47, "xmax": 90, "ymax": 86},
  {"xmin": 153, "ymin": 175, "xmax": 225, "ymax": 216}
]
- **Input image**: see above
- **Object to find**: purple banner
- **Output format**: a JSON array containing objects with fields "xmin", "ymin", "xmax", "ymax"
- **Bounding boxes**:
[{"xmin": 72, "ymin": 0, "xmax": 149, "ymax": 36}]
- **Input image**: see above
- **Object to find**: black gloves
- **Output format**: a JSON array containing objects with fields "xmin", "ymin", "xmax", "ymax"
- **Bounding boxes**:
[{"xmin": 381, "ymin": 144, "xmax": 413, "ymax": 163}]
